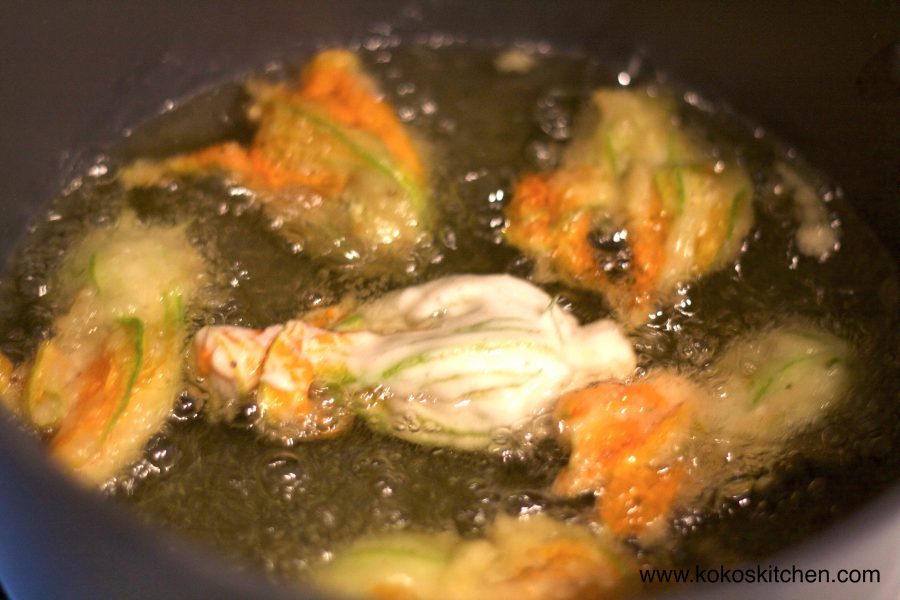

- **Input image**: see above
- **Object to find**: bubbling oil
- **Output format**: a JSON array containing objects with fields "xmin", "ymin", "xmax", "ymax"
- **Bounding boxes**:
[{"xmin": 0, "ymin": 42, "xmax": 897, "ymax": 592}]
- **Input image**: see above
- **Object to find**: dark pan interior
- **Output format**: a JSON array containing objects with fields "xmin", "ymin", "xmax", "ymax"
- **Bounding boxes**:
[{"xmin": 0, "ymin": 2, "xmax": 896, "ymax": 599}]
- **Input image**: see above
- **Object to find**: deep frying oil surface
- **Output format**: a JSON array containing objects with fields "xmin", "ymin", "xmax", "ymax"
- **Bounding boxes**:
[{"xmin": 0, "ymin": 43, "xmax": 897, "ymax": 588}]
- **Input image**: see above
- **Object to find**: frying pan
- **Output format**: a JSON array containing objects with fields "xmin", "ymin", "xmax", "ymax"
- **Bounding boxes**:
[{"xmin": 0, "ymin": 2, "xmax": 897, "ymax": 599}]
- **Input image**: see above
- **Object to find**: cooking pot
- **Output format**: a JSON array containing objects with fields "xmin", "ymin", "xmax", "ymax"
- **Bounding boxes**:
[{"xmin": 0, "ymin": 2, "xmax": 897, "ymax": 599}]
